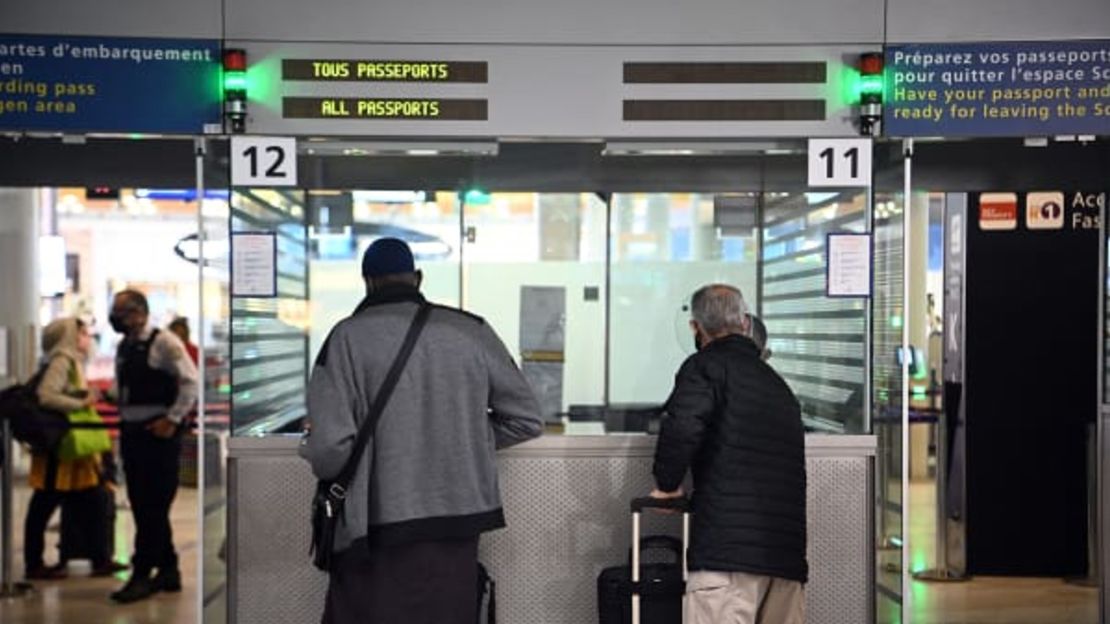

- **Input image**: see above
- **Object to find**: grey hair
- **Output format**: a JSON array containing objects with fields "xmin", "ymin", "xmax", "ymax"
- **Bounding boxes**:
[{"xmin": 691, "ymin": 284, "xmax": 749, "ymax": 336}]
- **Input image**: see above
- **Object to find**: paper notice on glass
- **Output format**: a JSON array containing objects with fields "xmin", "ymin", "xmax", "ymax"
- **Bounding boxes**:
[
  {"xmin": 826, "ymin": 233, "xmax": 872, "ymax": 298},
  {"xmin": 231, "ymin": 232, "xmax": 277, "ymax": 298}
]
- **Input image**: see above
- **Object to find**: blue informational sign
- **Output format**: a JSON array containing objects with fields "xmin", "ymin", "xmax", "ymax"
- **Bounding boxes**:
[
  {"xmin": 885, "ymin": 41, "xmax": 1110, "ymax": 137},
  {"xmin": 0, "ymin": 34, "xmax": 221, "ymax": 134}
]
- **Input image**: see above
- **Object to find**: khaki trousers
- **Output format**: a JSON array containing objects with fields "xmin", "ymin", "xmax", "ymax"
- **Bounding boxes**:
[{"xmin": 684, "ymin": 571, "xmax": 805, "ymax": 624}]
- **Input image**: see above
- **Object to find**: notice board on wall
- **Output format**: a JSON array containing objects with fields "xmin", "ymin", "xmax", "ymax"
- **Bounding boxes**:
[
  {"xmin": 0, "ymin": 34, "xmax": 221, "ymax": 134},
  {"xmin": 885, "ymin": 41, "xmax": 1110, "ymax": 137}
]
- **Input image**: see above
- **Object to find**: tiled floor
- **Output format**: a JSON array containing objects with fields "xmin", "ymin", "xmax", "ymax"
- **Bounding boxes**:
[
  {"xmin": 906, "ymin": 479, "xmax": 1098, "ymax": 624},
  {"xmin": 0, "ymin": 479, "xmax": 202, "ymax": 624}
]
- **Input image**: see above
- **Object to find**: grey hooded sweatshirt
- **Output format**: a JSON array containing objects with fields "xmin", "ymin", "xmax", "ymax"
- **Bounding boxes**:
[{"xmin": 300, "ymin": 286, "xmax": 543, "ymax": 551}]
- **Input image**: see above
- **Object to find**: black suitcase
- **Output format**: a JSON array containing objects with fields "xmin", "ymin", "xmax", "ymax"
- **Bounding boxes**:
[
  {"xmin": 59, "ymin": 485, "xmax": 116, "ymax": 564},
  {"xmin": 597, "ymin": 497, "xmax": 689, "ymax": 624}
]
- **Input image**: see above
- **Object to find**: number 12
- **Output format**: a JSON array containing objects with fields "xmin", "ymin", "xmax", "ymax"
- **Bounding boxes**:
[{"xmin": 242, "ymin": 145, "xmax": 287, "ymax": 178}]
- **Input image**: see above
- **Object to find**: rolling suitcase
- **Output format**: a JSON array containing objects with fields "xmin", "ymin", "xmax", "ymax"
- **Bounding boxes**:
[
  {"xmin": 597, "ymin": 497, "xmax": 689, "ymax": 624},
  {"xmin": 59, "ymin": 485, "xmax": 116, "ymax": 564}
]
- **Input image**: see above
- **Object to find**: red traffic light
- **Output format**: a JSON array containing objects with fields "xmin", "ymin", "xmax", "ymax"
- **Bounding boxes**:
[
  {"xmin": 860, "ymin": 52, "xmax": 883, "ymax": 76},
  {"xmin": 223, "ymin": 49, "xmax": 247, "ymax": 72}
]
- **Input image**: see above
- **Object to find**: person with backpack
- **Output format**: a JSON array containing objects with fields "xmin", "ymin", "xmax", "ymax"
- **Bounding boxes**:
[{"xmin": 23, "ymin": 317, "xmax": 117, "ymax": 580}]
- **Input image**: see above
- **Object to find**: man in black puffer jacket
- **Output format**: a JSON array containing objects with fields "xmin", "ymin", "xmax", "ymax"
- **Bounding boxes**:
[{"xmin": 651, "ymin": 284, "xmax": 807, "ymax": 624}]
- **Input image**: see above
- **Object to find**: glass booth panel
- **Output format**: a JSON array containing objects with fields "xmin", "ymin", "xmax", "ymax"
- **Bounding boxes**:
[
  {"xmin": 308, "ymin": 190, "xmax": 462, "ymax": 363},
  {"xmin": 873, "ymin": 193, "xmax": 905, "ymax": 624},
  {"xmin": 200, "ymin": 148, "xmax": 232, "ymax": 624},
  {"xmin": 228, "ymin": 189, "xmax": 309, "ymax": 436},
  {"xmin": 462, "ymin": 192, "xmax": 608, "ymax": 427},
  {"xmin": 761, "ymin": 191, "xmax": 868, "ymax": 434},
  {"xmin": 608, "ymin": 193, "xmax": 759, "ymax": 408}
]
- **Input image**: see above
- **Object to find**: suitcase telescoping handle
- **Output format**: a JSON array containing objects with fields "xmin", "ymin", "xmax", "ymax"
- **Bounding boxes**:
[{"xmin": 630, "ymin": 497, "xmax": 690, "ymax": 624}]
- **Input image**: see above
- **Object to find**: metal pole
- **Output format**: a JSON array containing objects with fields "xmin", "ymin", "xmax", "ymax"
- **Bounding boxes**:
[
  {"xmin": 864, "ymin": 166, "xmax": 874, "ymax": 436},
  {"xmin": 1098, "ymin": 191, "xmax": 1106, "ymax": 622},
  {"xmin": 915, "ymin": 192, "xmax": 965, "ymax": 582},
  {"xmin": 194, "ymin": 137, "xmax": 207, "ymax": 622},
  {"xmin": 602, "ymin": 192, "xmax": 612, "ymax": 407},
  {"xmin": 900, "ymin": 139, "xmax": 912, "ymax": 609}
]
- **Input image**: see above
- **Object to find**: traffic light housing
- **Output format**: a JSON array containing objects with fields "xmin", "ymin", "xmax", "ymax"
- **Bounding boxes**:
[
  {"xmin": 858, "ymin": 52, "xmax": 883, "ymax": 136},
  {"xmin": 223, "ymin": 49, "xmax": 248, "ymax": 133}
]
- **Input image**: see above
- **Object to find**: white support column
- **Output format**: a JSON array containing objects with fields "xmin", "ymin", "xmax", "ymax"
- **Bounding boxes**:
[
  {"xmin": 0, "ymin": 187, "xmax": 40, "ymax": 598},
  {"xmin": 0, "ymin": 188, "xmax": 42, "ymax": 380}
]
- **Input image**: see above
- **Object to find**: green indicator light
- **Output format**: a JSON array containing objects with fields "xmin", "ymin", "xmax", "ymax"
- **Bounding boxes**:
[
  {"xmin": 224, "ymin": 71, "xmax": 248, "ymax": 92},
  {"xmin": 891, "ymin": 315, "xmax": 904, "ymax": 329},
  {"xmin": 860, "ymin": 74, "xmax": 884, "ymax": 97},
  {"xmin": 464, "ymin": 189, "xmax": 491, "ymax": 205}
]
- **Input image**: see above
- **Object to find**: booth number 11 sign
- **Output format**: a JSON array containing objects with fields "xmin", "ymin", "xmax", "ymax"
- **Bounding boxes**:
[{"xmin": 807, "ymin": 138, "xmax": 872, "ymax": 188}]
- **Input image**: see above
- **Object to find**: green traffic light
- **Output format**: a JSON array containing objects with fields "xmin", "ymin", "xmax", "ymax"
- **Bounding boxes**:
[
  {"xmin": 464, "ymin": 189, "xmax": 491, "ymax": 205},
  {"xmin": 860, "ymin": 74, "xmax": 884, "ymax": 97},
  {"xmin": 224, "ymin": 71, "xmax": 248, "ymax": 92}
]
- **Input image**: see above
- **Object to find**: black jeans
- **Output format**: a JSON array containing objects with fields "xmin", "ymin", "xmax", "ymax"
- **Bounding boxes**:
[
  {"xmin": 23, "ymin": 488, "xmax": 63, "ymax": 571},
  {"xmin": 120, "ymin": 422, "xmax": 181, "ymax": 577},
  {"xmin": 322, "ymin": 537, "xmax": 479, "ymax": 624}
]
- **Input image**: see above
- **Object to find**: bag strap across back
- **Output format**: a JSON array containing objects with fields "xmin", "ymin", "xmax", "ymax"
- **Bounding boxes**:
[{"xmin": 330, "ymin": 303, "xmax": 431, "ymax": 495}]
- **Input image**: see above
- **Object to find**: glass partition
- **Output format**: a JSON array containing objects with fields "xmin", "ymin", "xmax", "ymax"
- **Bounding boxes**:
[
  {"xmin": 609, "ymin": 193, "xmax": 758, "ymax": 407},
  {"xmin": 308, "ymin": 190, "xmax": 461, "ymax": 363},
  {"xmin": 220, "ymin": 155, "xmax": 878, "ymax": 440},
  {"xmin": 463, "ymin": 192, "xmax": 607, "ymax": 425},
  {"xmin": 873, "ymin": 192, "xmax": 905, "ymax": 623},
  {"xmin": 228, "ymin": 190, "xmax": 309, "ymax": 436},
  {"xmin": 200, "ymin": 145, "xmax": 232, "ymax": 623},
  {"xmin": 226, "ymin": 183, "xmax": 878, "ymax": 437},
  {"xmin": 761, "ymin": 191, "xmax": 868, "ymax": 433}
]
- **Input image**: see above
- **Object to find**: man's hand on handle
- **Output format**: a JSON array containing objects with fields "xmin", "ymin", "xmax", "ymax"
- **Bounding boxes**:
[{"xmin": 648, "ymin": 487, "xmax": 685, "ymax": 514}]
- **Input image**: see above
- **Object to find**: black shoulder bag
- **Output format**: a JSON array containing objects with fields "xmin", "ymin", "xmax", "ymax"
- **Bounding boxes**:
[{"xmin": 310, "ymin": 303, "xmax": 431, "ymax": 571}]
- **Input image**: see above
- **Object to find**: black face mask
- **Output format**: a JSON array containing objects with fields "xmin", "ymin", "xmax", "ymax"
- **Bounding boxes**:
[
  {"xmin": 108, "ymin": 313, "xmax": 128, "ymax": 334},
  {"xmin": 694, "ymin": 333, "xmax": 704, "ymax": 351}
]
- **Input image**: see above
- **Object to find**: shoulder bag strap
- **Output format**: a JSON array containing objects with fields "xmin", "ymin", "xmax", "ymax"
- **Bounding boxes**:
[{"xmin": 331, "ymin": 303, "xmax": 431, "ymax": 493}]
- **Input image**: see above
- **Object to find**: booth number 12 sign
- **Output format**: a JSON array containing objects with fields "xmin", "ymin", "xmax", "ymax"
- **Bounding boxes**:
[
  {"xmin": 231, "ymin": 137, "xmax": 298, "ymax": 187},
  {"xmin": 807, "ymin": 138, "xmax": 872, "ymax": 188}
]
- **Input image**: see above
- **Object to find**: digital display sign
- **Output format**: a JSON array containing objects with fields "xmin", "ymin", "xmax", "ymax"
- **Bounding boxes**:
[
  {"xmin": 283, "ymin": 59, "xmax": 487, "ymax": 82},
  {"xmin": 283, "ymin": 97, "xmax": 487, "ymax": 120}
]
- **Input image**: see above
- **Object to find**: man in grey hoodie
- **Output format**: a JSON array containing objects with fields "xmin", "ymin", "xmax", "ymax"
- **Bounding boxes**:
[{"xmin": 301, "ymin": 238, "xmax": 542, "ymax": 624}]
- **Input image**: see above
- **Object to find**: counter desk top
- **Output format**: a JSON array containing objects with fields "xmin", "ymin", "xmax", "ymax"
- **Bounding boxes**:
[{"xmin": 227, "ymin": 432, "xmax": 876, "ymax": 458}]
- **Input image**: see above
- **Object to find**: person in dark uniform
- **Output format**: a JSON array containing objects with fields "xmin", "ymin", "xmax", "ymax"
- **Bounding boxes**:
[{"xmin": 107, "ymin": 290, "xmax": 199, "ymax": 603}]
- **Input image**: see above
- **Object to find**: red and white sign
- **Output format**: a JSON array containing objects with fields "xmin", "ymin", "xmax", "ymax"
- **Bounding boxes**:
[
  {"xmin": 1026, "ymin": 191, "xmax": 1065, "ymax": 230},
  {"xmin": 979, "ymin": 192, "xmax": 1017, "ymax": 231}
]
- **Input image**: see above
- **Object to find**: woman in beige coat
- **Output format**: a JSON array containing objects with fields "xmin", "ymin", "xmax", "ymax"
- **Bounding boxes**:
[{"xmin": 24, "ymin": 318, "xmax": 123, "ymax": 579}]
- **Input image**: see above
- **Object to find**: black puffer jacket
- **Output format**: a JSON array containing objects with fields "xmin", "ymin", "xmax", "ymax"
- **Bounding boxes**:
[{"xmin": 653, "ymin": 334, "xmax": 808, "ymax": 583}]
